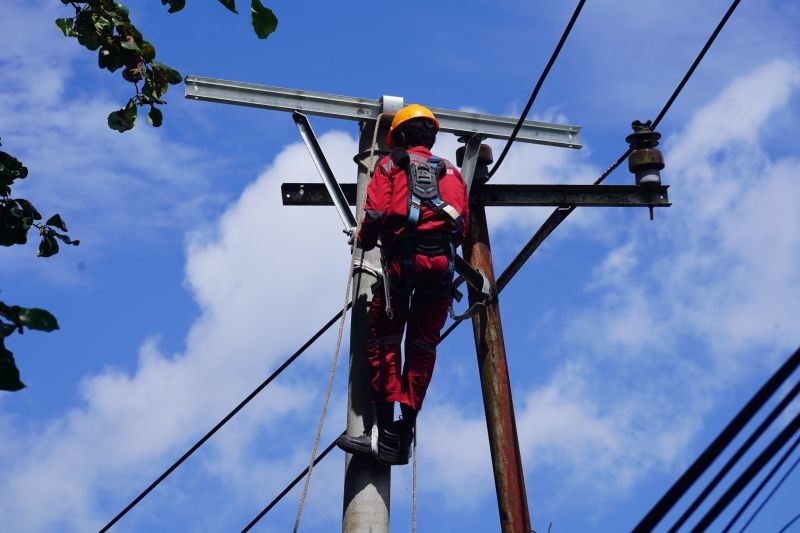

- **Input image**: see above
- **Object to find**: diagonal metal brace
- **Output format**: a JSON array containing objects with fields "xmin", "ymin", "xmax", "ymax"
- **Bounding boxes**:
[{"xmin": 292, "ymin": 111, "xmax": 356, "ymax": 230}]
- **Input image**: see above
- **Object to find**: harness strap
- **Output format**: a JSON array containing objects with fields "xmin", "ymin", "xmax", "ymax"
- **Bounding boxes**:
[{"xmin": 401, "ymin": 153, "xmax": 459, "ymax": 296}]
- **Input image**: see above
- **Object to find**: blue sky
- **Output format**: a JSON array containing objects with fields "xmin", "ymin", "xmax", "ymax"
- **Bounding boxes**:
[{"xmin": 1, "ymin": 0, "xmax": 799, "ymax": 531}]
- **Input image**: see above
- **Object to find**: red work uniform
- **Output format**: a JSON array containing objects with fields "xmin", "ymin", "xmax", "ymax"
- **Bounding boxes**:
[{"xmin": 358, "ymin": 145, "xmax": 469, "ymax": 411}]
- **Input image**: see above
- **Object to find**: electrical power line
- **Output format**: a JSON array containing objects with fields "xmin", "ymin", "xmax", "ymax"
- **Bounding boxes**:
[
  {"xmin": 100, "ymin": 304, "xmax": 351, "ymax": 532},
  {"xmin": 594, "ymin": 0, "xmax": 742, "ymax": 186},
  {"xmin": 635, "ymin": 346, "xmax": 800, "ymax": 532},
  {"xmin": 692, "ymin": 411, "xmax": 800, "ymax": 531},
  {"xmin": 241, "ymin": 436, "xmax": 341, "ymax": 533},
  {"xmin": 670, "ymin": 380, "xmax": 800, "ymax": 531},
  {"xmin": 778, "ymin": 511, "xmax": 800, "ymax": 533},
  {"xmin": 729, "ymin": 433, "xmax": 800, "ymax": 532},
  {"xmin": 488, "ymin": 0, "xmax": 587, "ymax": 179},
  {"xmin": 740, "ymin": 439, "xmax": 800, "ymax": 532}
]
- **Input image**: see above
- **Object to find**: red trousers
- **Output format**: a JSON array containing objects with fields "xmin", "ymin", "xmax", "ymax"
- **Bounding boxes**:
[{"xmin": 367, "ymin": 252, "xmax": 452, "ymax": 411}]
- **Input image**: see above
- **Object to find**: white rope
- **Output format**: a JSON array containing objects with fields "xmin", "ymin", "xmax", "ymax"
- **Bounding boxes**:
[
  {"xmin": 412, "ymin": 421, "xmax": 418, "ymax": 533},
  {"xmin": 293, "ymin": 115, "xmax": 384, "ymax": 532}
]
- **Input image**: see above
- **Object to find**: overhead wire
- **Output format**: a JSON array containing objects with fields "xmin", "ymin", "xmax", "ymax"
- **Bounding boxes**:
[
  {"xmin": 487, "ymin": 0, "xmax": 587, "ymax": 179},
  {"xmin": 241, "ymin": 436, "xmax": 341, "ymax": 533},
  {"xmin": 100, "ymin": 304, "xmax": 351, "ymax": 532},
  {"xmin": 779, "ymin": 511, "xmax": 800, "ymax": 533},
  {"xmin": 635, "ymin": 346, "xmax": 800, "ymax": 532},
  {"xmin": 729, "ymin": 433, "xmax": 800, "ymax": 532},
  {"xmin": 740, "ymin": 441, "xmax": 800, "ymax": 532},
  {"xmin": 692, "ymin": 411, "xmax": 800, "ymax": 531},
  {"xmin": 669, "ymin": 379, "xmax": 800, "ymax": 531}
]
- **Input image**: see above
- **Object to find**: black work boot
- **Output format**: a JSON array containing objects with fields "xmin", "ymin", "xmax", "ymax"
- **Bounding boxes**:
[
  {"xmin": 335, "ymin": 425, "xmax": 378, "ymax": 456},
  {"xmin": 377, "ymin": 419, "xmax": 414, "ymax": 466},
  {"xmin": 336, "ymin": 402, "xmax": 394, "ymax": 457}
]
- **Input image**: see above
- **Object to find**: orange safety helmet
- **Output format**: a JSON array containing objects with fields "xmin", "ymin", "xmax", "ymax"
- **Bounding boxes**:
[{"xmin": 386, "ymin": 104, "xmax": 440, "ymax": 148}]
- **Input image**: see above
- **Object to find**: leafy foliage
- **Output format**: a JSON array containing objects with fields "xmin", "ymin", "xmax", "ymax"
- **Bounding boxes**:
[
  {"xmin": 1, "ymin": 0, "xmax": 280, "ymax": 392},
  {"xmin": 56, "ymin": 0, "xmax": 278, "ymax": 133},
  {"xmin": 56, "ymin": 1, "xmax": 183, "ymax": 132},
  {"xmin": 0, "ymin": 139, "xmax": 78, "ymax": 392}
]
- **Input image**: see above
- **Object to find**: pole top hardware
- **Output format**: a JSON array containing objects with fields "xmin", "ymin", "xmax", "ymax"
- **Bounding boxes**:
[
  {"xmin": 184, "ymin": 76, "xmax": 582, "ymax": 149},
  {"xmin": 626, "ymin": 119, "xmax": 666, "ymax": 220},
  {"xmin": 380, "ymin": 95, "xmax": 404, "ymax": 115}
]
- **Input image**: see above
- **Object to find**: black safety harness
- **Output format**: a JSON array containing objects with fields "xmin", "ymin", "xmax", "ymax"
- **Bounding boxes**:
[
  {"xmin": 378, "ymin": 148, "xmax": 492, "ymax": 319},
  {"xmin": 397, "ymin": 150, "xmax": 463, "ymax": 296}
]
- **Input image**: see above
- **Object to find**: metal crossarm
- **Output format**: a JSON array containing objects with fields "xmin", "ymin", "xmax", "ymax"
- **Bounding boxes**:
[
  {"xmin": 280, "ymin": 183, "xmax": 670, "ymax": 208},
  {"xmin": 184, "ymin": 76, "xmax": 582, "ymax": 149}
]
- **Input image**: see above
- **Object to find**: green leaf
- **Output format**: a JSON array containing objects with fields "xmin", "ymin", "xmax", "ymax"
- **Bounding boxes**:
[
  {"xmin": 113, "ymin": 3, "xmax": 131, "ymax": 19},
  {"xmin": 98, "ymin": 44, "xmax": 126, "ymax": 72},
  {"xmin": 52, "ymin": 232, "xmax": 79, "ymax": 246},
  {"xmin": 17, "ymin": 308, "xmax": 59, "ymax": 332},
  {"xmin": 15, "ymin": 199, "xmax": 42, "ymax": 220},
  {"xmin": 140, "ymin": 41, "xmax": 156, "ymax": 62},
  {"xmin": 0, "ymin": 321, "xmax": 16, "ymax": 337},
  {"xmin": 120, "ymin": 40, "xmax": 141, "ymax": 53},
  {"xmin": 45, "ymin": 214, "xmax": 68, "ymax": 232},
  {"xmin": 251, "ymin": 0, "xmax": 278, "ymax": 39},
  {"xmin": 0, "ymin": 150, "xmax": 28, "ymax": 183},
  {"xmin": 0, "ymin": 343, "xmax": 25, "ymax": 392},
  {"xmin": 55, "ymin": 17, "xmax": 74, "ymax": 37},
  {"xmin": 164, "ymin": 0, "xmax": 186, "ymax": 13},
  {"xmin": 37, "ymin": 234, "xmax": 59, "ymax": 257},
  {"xmin": 217, "ymin": 0, "xmax": 238, "ymax": 14},
  {"xmin": 152, "ymin": 61, "xmax": 182, "ymax": 85},
  {"xmin": 107, "ymin": 99, "xmax": 138, "ymax": 132},
  {"xmin": 148, "ymin": 106, "xmax": 163, "ymax": 127}
]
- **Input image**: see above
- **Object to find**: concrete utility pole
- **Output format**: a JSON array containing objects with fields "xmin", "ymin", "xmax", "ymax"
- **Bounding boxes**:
[{"xmin": 342, "ymin": 118, "xmax": 391, "ymax": 532}]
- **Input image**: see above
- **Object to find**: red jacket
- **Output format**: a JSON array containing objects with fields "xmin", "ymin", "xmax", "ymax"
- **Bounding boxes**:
[{"xmin": 359, "ymin": 146, "xmax": 469, "ymax": 251}]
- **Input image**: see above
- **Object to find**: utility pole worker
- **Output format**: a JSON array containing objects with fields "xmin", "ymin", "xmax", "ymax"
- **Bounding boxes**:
[{"xmin": 337, "ymin": 105, "xmax": 469, "ymax": 465}]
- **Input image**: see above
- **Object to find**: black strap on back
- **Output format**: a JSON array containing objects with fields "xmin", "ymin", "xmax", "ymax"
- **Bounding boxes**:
[{"xmin": 390, "ymin": 151, "xmax": 463, "ymax": 296}]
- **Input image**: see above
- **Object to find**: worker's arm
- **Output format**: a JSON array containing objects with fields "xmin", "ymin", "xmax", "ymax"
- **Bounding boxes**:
[{"xmin": 358, "ymin": 160, "xmax": 392, "ymax": 251}]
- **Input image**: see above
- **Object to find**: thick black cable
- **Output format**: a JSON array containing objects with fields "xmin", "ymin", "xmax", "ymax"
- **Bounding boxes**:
[
  {"xmin": 741, "ymin": 442, "xmax": 800, "ymax": 532},
  {"xmin": 241, "ymin": 436, "xmax": 341, "ymax": 533},
  {"xmin": 592, "ymin": 0, "xmax": 742, "ymax": 186},
  {"xmin": 634, "ymin": 346, "xmax": 800, "ymax": 532},
  {"xmin": 670, "ymin": 379, "xmax": 800, "ymax": 531},
  {"xmin": 692, "ymin": 411, "xmax": 800, "ymax": 532},
  {"xmin": 727, "ymin": 433, "xmax": 800, "ymax": 532},
  {"xmin": 100, "ymin": 304, "xmax": 351, "ymax": 532},
  {"xmin": 651, "ymin": 0, "xmax": 741, "ymax": 129},
  {"xmin": 487, "ymin": 0, "xmax": 587, "ymax": 179}
]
